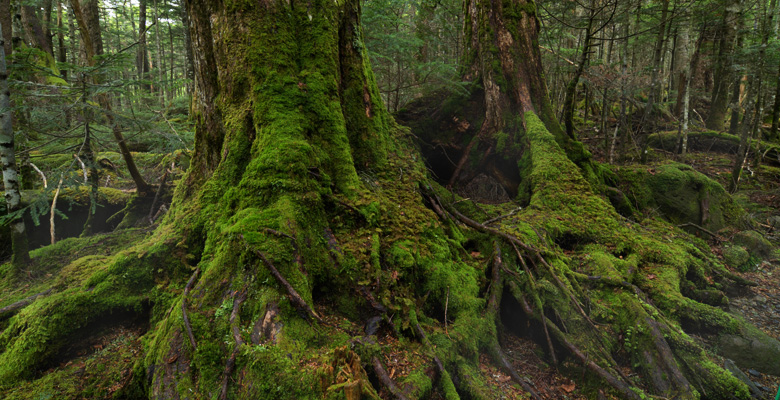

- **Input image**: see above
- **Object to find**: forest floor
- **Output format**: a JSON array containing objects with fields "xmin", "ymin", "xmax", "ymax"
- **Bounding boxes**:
[{"xmin": 3, "ymin": 127, "xmax": 780, "ymax": 399}]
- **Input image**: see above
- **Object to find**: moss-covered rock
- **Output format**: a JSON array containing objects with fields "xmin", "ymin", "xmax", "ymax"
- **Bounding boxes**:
[
  {"xmin": 613, "ymin": 161, "xmax": 744, "ymax": 231},
  {"xmin": 718, "ymin": 324, "xmax": 780, "ymax": 376},
  {"xmin": 723, "ymin": 245, "xmax": 751, "ymax": 271},
  {"xmin": 732, "ymin": 230, "xmax": 775, "ymax": 259}
]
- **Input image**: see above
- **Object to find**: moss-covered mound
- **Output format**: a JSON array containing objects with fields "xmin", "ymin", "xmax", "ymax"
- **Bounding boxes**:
[
  {"xmin": 647, "ymin": 130, "xmax": 780, "ymax": 166},
  {"xmin": 611, "ymin": 161, "xmax": 744, "ymax": 231}
]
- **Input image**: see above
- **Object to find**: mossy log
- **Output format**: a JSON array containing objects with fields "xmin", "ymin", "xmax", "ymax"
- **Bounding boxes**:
[{"xmin": 0, "ymin": 1, "xmax": 778, "ymax": 400}]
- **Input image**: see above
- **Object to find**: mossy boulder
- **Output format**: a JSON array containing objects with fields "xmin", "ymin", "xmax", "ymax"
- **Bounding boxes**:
[
  {"xmin": 723, "ymin": 245, "xmax": 751, "ymax": 271},
  {"xmin": 718, "ymin": 324, "xmax": 780, "ymax": 376},
  {"xmin": 732, "ymin": 230, "xmax": 775, "ymax": 259},
  {"xmin": 614, "ymin": 162, "xmax": 743, "ymax": 231}
]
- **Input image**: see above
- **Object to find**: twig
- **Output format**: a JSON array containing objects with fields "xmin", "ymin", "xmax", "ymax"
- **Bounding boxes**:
[
  {"xmin": 73, "ymin": 154, "xmax": 87, "ymax": 183},
  {"xmin": 677, "ymin": 222, "xmax": 719, "ymax": 239},
  {"xmin": 29, "ymin": 163, "xmax": 47, "ymax": 188},
  {"xmin": 482, "ymin": 207, "xmax": 522, "ymax": 226},
  {"xmin": 444, "ymin": 286, "xmax": 450, "ymax": 337},
  {"xmin": 181, "ymin": 268, "xmax": 200, "ymax": 351}
]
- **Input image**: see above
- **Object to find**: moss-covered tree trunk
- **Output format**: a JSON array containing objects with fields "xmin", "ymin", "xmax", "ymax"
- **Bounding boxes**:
[
  {"xmin": 448, "ymin": 0, "xmax": 593, "ymax": 197},
  {"xmin": 3, "ymin": 1, "xmax": 780, "ymax": 400}
]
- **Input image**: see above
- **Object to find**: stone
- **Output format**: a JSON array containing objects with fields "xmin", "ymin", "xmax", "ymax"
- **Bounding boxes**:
[
  {"xmin": 747, "ymin": 369, "xmax": 761, "ymax": 377},
  {"xmin": 724, "ymin": 245, "xmax": 751, "ymax": 270},
  {"xmin": 723, "ymin": 359, "xmax": 762, "ymax": 398},
  {"xmin": 719, "ymin": 326, "xmax": 780, "ymax": 376},
  {"xmin": 733, "ymin": 230, "xmax": 775, "ymax": 259}
]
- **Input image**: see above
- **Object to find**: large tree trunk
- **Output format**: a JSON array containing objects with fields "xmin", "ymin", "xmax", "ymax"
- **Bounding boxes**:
[
  {"xmin": 0, "ymin": 2, "xmax": 777, "ymax": 400},
  {"xmin": 447, "ymin": 0, "xmax": 592, "ymax": 196}
]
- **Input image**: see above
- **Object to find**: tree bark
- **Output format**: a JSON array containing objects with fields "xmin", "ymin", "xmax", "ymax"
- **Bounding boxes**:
[
  {"xmin": 0, "ymin": 21, "xmax": 30, "ymax": 269},
  {"xmin": 705, "ymin": 0, "xmax": 740, "ymax": 131},
  {"xmin": 137, "ymin": 0, "xmax": 150, "ymax": 91},
  {"xmin": 70, "ymin": 0, "xmax": 151, "ymax": 194},
  {"xmin": 447, "ymin": 0, "xmax": 590, "ymax": 194}
]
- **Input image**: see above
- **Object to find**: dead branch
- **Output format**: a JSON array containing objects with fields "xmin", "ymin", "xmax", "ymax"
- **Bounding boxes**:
[
  {"xmin": 0, "ymin": 289, "xmax": 52, "ymax": 319},
  {"xmin": 482, "ymin": 207, "xmax": 523, "ymax": 226},
  {"xmin": 677, "ymin": 222, "xmax": 719, "ymax": 239},
  {"xmin": 29, "ymin": 162, "xmax": 47, "ymax": 188},
  {"xmin": 148, "ymin": 167, "xmax": 171, "ymax": 225},
  {"xmin": 50, "ymin": 175, "xmax": 64, "ymax": 245},
  {"xmin": 73, "ymin": 154, "xmax": 87, "ymax": 183},
  {"xmin": 512, "ymin": 244, "xmax": 557, "ymax": 366}
]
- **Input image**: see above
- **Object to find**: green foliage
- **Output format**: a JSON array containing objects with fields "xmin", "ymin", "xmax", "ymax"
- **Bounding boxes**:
[{"xmin": 363, "ymin": 0, "xmax": 465, "ymax": 111}]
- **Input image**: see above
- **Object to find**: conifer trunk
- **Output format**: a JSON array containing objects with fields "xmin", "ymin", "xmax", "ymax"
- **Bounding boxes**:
[{"xmin": 706, "ymin": 0, "xmax": 740, "ymax": 131}]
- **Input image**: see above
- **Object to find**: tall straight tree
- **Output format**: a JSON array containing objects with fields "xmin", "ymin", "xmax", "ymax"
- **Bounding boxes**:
[
  {"xmin": 0, "ymin": 22, "xmax": 30, "ymax": 269},
  {"xmin": 705, "ymin": 0, "xmax": 740, "ymax": 131}
]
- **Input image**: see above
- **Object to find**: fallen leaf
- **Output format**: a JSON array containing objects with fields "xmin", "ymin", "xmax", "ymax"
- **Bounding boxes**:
[
  {"xmin": 561, "ymin": 381, "xmax": 576, "ymax": 393},
  {"xmin": 647, "ymin": 274, "xmax": 656, "ymax": 280}
]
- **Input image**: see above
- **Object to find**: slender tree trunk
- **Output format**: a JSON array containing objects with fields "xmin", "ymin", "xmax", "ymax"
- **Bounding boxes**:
[
  {"xmin": 730, "ymin": 77, "xmax": 756, "ymax": 192},
  {"xmin": 728, "ymin": 23, "xmax": 745, "ymax": 135},
  {"xmin": 79, "ymin": 81, "xmax": 99, "ymax": 237},
  {"xmin": 706, "ymin": 0, "xmax": 740, "ymax": 131},
  {"xmin": 137, "ymin": 0, "xmax": 150, "ymax": 91},
  {"xmin": 70, "ymin": 0, "xmax": 151, "ymax": 194},
  {"xmin": 769, "ymin": 62, "xmax": 780, "ymax": 140},
  {"xmin": 642, "ymin": 0, "xmax": 669, "ymax": 127},
  {"xmin": 0, "ymin": 22, "xmax": 30, "ymax": 269},
  {"xmin": 676, "ymin": 19, "xmax": 692, "ymax": 158},
  {"xmin": 563, "ymin": 5, "xmax": 594, "ymax": 139},
  {"xmin": 180, "ymin": 1, "xmax": 194, "ymax": 100},
  {"xmin": 154, "ymin": 0, "xmax": 163, "ymax": 104},
  {"xmin": 56, "ymin": 0, "xmax": 66, "ymax": 79},
  {"xmin": 0, "ymin": 0, "xmax": 10, "ymax": 57}
]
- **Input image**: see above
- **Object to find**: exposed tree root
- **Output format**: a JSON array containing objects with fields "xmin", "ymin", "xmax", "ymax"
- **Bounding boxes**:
[
  {"xmin": 147, "ymin": 167, "xmax": 170, "ymax": 225},
  {"xmin": 220, "ymin": 289, "xmax": 247, "ymax": 400},
  {"xmin": 491, "ymin": 343, "xmax": 542, "ymax": 400},
  {"xmin": 511, "ymin": 288, "xmax": 642, "ymax": 400},
  {"xmin": 241, "ymin": 234, "xmax": 322, "ymax": 323},
  {"xmin": 181, "ymin": 268, "xmax": 200, "ymax": 351},
  {"xmin": 0, "ymin": 289, "xmax": 52, "ymax": 320},
  {"xmin": 371, "ymin": 356, "xmax": 410, "ymax": 400}
]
